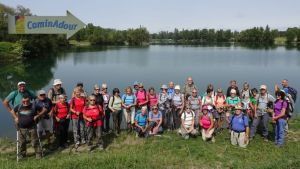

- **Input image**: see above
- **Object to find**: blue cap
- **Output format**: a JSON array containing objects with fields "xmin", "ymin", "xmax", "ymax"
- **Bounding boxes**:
[{"xmin": 133, "ymin": 81, "xmax": 139, "ymax": 86}]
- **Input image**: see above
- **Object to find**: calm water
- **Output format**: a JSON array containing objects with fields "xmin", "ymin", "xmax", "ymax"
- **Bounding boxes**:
[{"xmin": 1, "ymin": 45, "xmax": 300, "ymax": 138}]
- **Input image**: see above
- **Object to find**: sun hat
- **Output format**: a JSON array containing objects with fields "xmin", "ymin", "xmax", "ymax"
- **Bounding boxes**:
[{"xmin": 53, "ymin": 79, "xmax": 63, "ymax": 86}]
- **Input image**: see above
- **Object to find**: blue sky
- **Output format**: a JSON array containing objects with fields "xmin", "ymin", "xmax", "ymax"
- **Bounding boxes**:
[{"xmin": 2, "ymin": 0, "xmax": 300, "ymax": 33}]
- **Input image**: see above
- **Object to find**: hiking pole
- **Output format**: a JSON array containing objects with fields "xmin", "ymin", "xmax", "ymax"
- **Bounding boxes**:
[{"xmin": 16, "ymin": 129, "xmax": 19, "ymax": 162}]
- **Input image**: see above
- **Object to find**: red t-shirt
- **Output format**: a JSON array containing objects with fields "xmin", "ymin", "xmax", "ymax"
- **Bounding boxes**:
[
  {"xmin": 54, "ymin": 102, "xmax": 69, "ymax": 119},
  {"xmin": 136, "ymin": 90, "xmax": 148, "ymax": 104},
  {"xmin": 148, "ymin": 94, "xmax": 158, "ymax": 107},
  {"xmin": 70, "ymin": 97, "xmax": 85, "ymax": 119},
  {"xmin": 83, "ymin": 105, "xmax": 103, "ymax": 127}
]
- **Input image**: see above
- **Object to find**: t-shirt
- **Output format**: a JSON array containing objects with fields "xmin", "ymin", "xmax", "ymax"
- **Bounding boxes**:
[
  {"xmin": 136, "ymin": 90, "xmax": 148, "ymax": 104},
  {"xmin": 70, "ymin": 97, "xmax": 86, "ymax": 119},
  {"xmin": 188, "ymin": 96, "xmax": 201, "ymax": 110},
  {"xmin": 226, "ymin": 86, "xmax": 240, "ymax": 97},
  {"xmin": 200, "ymin": 113, "xmax": 212, "ymax": 129},
  {"xmin": 35, "ymin": 98, "xmax": 53, "ymax": 119},
  {"xmin": 250, "ymin": 96, "xmax": 257, "ymax": 106},
  {"xmin": 274, "ymin": 100, "xmax": 288, "ymax": 117},
  {"xmin": 202, "ymin": 96, "xmax": 214, "ymax": 106},
  {"xmin": 54, "ymin": 102, "xmax": 69, "ymax": 119},
  {"xmin": 83, "ymin": 106, "xmax": 103, "ymax": 127},
  {"xmin": 93, "ymin": 93, "xmax": 104, "ymax": 106},
  {"xmin": 241, "ymin": 89, "xmax": 251, "ymax": 103},
  {"xmin": 6, "ymin": 90, "xmax": 36, "ymax": 108},
  {"xmin": 173, "ymin": 93, "xmax": 183, "ymax": 108},
  {"xmin": 149, "ymin": 111, "xmax": 162, "ymax": 122},
  {"xmin": 148, "ymin": 94, "xmax": 158, "ymax": 107},
  {"xmin": 158, "ymin": 93, "xmax": 170, "ymax": 110},
  {"xmin": 102, "ymin": 93, "xmax": 110, "ymax": 109},
  {"xmin": 183, "ymin": 84, "xmax": 197, "ymax": 96},
  {"xmin": 257, "ymin": 94, "xmax": 275, "ymax": 114},
  {"xmin": 226, "ymin": 97, "xmax": 241, "ymax": 106},
  {"xmin": 181, "ymin": 111, "xmax": 195, "ymax": 128},
  {"xmin": 231, "ymin": 114, "xmax": 249, "ymax": 132},
  {"xmin": 122, "ymin": 94, "xmax": 136, "ymax": 106},
  {"xmin": 167, "ymin": 88, "xmax": 175, "ymax": 99},
  {"xmin": 135, "ymin": 113, "xmax": 148, "ymax": 127},
  {"xmin": 214, "ymin": 95, "xmax": 226, "ymax": 108},
  {"xmin": 108, "ymin": 96, "xmax": 122, "ymax": 111},
  {"xmin": 14, "ymin": 103, "xmax": 37, "ymax": 128}
]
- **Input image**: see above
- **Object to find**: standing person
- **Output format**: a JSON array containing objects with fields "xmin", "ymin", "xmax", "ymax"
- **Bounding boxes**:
[
  {"xmin": 225, "ymin": 89, "xmax": 241, "ymax": 124},
  {"xmin": 70, "ymin": 87, "xmax": 87, "ymax": 148},
  {"xmin": 202, "ymin": 89, "xmax": 215, "ymax": 111},
  {"xmin": 188, "ymin": 89, "xmax": 201, "ymax": 130},
  {"xmin": 148, "ymin": 87, "xmax": 159, "ymax": 109},
  {"xmin": 226, "ymin": 80, "xmax": 240, "ymax": 97},
  {"xmin": 214, "ymin": 88, "xmax": 226, "ymax": 131},
  {"xmin": 158, "ymin": 85, "xmax": 172, "ymax": 130},
  {"xmin": 11, "ymin": 95, "xmax": 43, "ymax": 159},
  {"xmin": 48, "ymin": 79, "xmax": 66, "ymax": 105},
  {"xmin": 3, "ymin": 81, "xmax": 36, "ymax": 113},
  {"xmin": 248, "ymin": 88, "xmax": 258, "ymax": 127},
  {"xmin": 92, "ymin": 84, "xmax": 104, "ymax": 132},
  {"xmin": 135, "ymin": 107, "xmax": 149, "ymax": 138},
  {"xmin": 250, "ymin": 85, "xmax": 275, "ymax": 141},
  {"xmin": 178, "ymin": 106, "xmax": 198, "ymax": 139},
  {"xmin": 53, "ymin": 94, "xmax": 69, "ymax": 148},
  {"xmin": 172, "ymin": 85, "xmax": 185, "ymax": 129},
  {"xmin": 199, "ymin": 105, "xmax": 215, "ymax": 143},
  {"xmin": 132, "ymin": 81, "xmax": 139, "ymax": 95},
  {"xmin": 148, "ymin": 105, "xmax": 163, "ymax": 135},
  {"xmin": 230, "ymin": 105, "xmax": 249, "ymax": 148},
  {"xmin": 101, "ymin": 83, "xmax": 110, "ymax": 133},
  {"xmin": 135, "ymin": 83, "xmax": 149, "ymax": 111},
  {"xmin": 167, "ymin": 81, "xmax": 175, "ymax": 99},
  {"xmin": 203, "ymin": 84, "xmax": 217, "ymax": 98},
  {"xmin": 122, "ymin": 86, "xmax": 137, "ymax": 133},
  {"xmin": 72, "ymin": 82, "xmax": 88, "ymax": 99},
  {"xmin": 240, "ymin": 82, "xmax": 251, "ymax": 112},
  {"xmin": 83, "ymin": 95, "xmax": 104, "ymax": 151},
  {"xmin": 182, "ymin": 77, "xmax": 197, "ymax": 100},
  {"xmin": 271, "ymin": 91, "xmax": 288, "ymax": 147},
  {"xmin": 108, "ymin": 88, "xmax": 122, "ymax": 136},
  {"xmin": 35, "ymin": 90, "xmax": 53, "ymax": 146}
]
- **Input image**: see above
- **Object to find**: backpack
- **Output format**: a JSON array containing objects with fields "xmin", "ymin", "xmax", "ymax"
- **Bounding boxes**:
[
  {"xmin": 183, "ymin": 111, "xmax": 195, "ymax": 121},
  {"xmin": 215, "ymin": 95, "xmax": 226, "ymax": 105},
  {"xmin": 11, "ymin": 90, "xmax": 35, "ymax": 106},
  {"xmin": 54, "ymin": 102, "xmax": 70, "ymax": 115},
  {"xmin": 288, "ymin": 86, "xmax": 297, "ymax": 102},
  {"xmin": 50, "ymin": 87, "xmax": 65, "ymax": 100}
]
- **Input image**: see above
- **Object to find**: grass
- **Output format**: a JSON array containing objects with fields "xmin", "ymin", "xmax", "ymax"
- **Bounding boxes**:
[
  {"xmin": 69, "ymin": 40, "xmax": 91, "ymax": 47},
  {"xmin": 274, "ymin": 37, "xmax": 287, "ymax": 46},
  {"xmin": 0, "ymin": 117, "xmax": 300, "ymax": 169}
]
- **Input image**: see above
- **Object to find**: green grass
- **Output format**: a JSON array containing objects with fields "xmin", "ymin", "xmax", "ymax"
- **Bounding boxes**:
[
  {"xmin": 69, "ymin": 40, "xmax": 91, "ymax": 47},
  {"xmin": 274, "ymin": 37, "xmax": 287, "ymax": 45},
  {"xmin": 1, "ymin": 118, "xmax": 300, "ymax": 169}
]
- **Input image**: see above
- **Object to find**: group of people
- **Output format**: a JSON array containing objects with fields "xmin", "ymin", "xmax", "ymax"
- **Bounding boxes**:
[{"xmin": 2, "ymin": 77, "xmax": 297, "ymax": 160}]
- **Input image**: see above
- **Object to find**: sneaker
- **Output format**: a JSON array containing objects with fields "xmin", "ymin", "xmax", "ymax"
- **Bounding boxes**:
[
  {"xmin": 81, "ymin": 140, "xmax": 86, "ymax": 144},
  {"xmin": 88, "ymin": 146, "xmax": 93, "ymax": 152},
  {"xmin": 249, "ymin": 137, "xmax": 254, "ymax": 141},
  {"xmin": 212, "ymin": 137, "xmax": 216, "ymax": 143},
  {"xmin": 135, "ymin": 133, "xmax": 139, "ymax": 138},
  {"xmin": 263, "ymin": 138, "xmax": 269, "ymax": 142},
  {"xmin": 36, "ymin": 154, "xmax": 42, "ymax": 159},
  {"xmin": 75, "ymin": 143, "xmax": 80, "ymax": 149},
  {"xmin": 184, "ymin": 135, "xmax": 189, "ymax": 140},
  {"xmin": 98, "ymin": 144, "xmax": 104, "ymax": 151}
]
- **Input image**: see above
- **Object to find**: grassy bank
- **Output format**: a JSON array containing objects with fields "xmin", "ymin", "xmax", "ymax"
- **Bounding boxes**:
[
  {"xmin": 0, "ymin": 117, "xmax": 300, "ymax": 169},
  {"xmin": 0, "ymin": 42, "xmax": 23, "ymax": 60}
]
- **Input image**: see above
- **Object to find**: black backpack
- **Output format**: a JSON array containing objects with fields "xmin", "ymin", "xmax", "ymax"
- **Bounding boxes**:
[{"xmin": 288, "ymin": 86, "xmax": 297, "ymax": 102}]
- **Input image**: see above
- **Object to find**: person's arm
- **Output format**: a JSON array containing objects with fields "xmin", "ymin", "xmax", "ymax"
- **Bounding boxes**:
[
  {"xmin": 208, "ymin": 115, "xmax": 214, "ymax": 131},
  {"xmin": 108, "ymin": 97, "xmax": 115, "ymax": 112},
  {"xmin": 180, "ymin": 95, "xmax": 185, "ymax": 113},
  {"xmin": 157, "ymin": 113, "xmax": 163, "ymax": 127},
  {"xmin": 181, "ymin": 114, "xmax": 188, "ymax": 132},
  {"xmin": 69, "ymin": 99, "xmax": 79, "ymax": 116},
  {"xmin": 189, "ymin": 116, "xmax": 195, "ymax": 132},
  {"xmin": 3, "ymin": 92, "xmax": 15, "ymax": 114},
  {"xmin": 121, "ymin": 95, "xmax": 127, "ymax": 108}
]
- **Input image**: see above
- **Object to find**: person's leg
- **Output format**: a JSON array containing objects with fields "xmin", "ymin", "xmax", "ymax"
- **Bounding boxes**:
[
  {"xmin": 238, "ymin": 132, "xmax": 248, "ymax": 148},
  {"xmin": 194, "ymin": 109, "xmax": 200, "ymax": 130},
  {"xmin": 174, "ymin": 108, "xmax": 181, "ymax": 129},
  {"xmin": 231, "ymin": 131, "xmax": 238, "ymax": 146},
  {"xmin": 180, "ymin": 126, "xmax": 188, "ymax": 139},
  {"xmin": 131, "ymin": 107, "xmax": 136, "ymax": 126},
  {"xmin": 278, "ymin": 119, "xmax": 286, "ymax": 146},
  {"xmin": 201, "ymin": 129, "xmax": 206, "ymax": 141},
  {"xmin": 250, "ymin": 116, "xmax": 260, "ymax": 138},
  {"xmin": 190, "ymin": 129, "xmax": 198, "ymax": 137},
  {"xmin": 79, "ymin": 118, "xmax": 86, "ymax": 143},
  {"xmin": 112, "ymin": 112, "xmax": 118, "ymax": 133},
  {"xmin": 105, "ymin": 110, "xmax": 111, "ymax": 132},
  {"xmin": 262, "ymin": 114, "xmax": 270, "ymax": 139},
  {"xmin": 166, "ymin": 109, "xmax": 172, "ymax": 130},
  {"xmin": 117, "ymin": 110, "xmax": 122, "ymax": 134},
  {"xmin": 44, "ymin": 118, "xmax": 53, "ymax": 145},
  {"xmin": 274, "ymin": 121, "xmax": 279, "ymax": 145},
  {"xmin": 56, "ymin": 121, "xmax": 63, "ymax": 147},
  {"xmin": 72, "ymin": 119, "xmax": 80, "ymax": 145},
  {"xmin": 62, "ymin": 120, "xmax": 69, "ymax": 145},
  {"xmin": 96, "ymin": 125, "xmax": 104, "ymax": 149},
  {"xmin": 30, "ymin": 128, "xmax": 42, "ymax": 158},
  {"xmin": 18, "ymin": 128, "xmax": 27, "ymax": 157}
]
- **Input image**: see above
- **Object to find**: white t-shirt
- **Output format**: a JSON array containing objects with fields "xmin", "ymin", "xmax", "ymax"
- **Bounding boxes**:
[{"xmin": 181, "ymin": 111, "xmax": 195, "ymax": 128}]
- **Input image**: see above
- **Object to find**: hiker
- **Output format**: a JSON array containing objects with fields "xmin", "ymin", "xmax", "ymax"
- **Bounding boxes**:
[
  {"xmin": 167, "ymin": 81, "xmax": 175, "ymax": 99},
  {"xmin": 187, "ymin": 89, "xmax": 201, "ymax": 130},
  {"xmin": 240, "ymin": 82, "xmax": 251, "ymax": 113},
  {"xmin": 122, "ymin": 86, "xmax": 137, "ymax": 133},
  {"xmin": 158, "ymin": 84, "xmax": 172, "ymax": 130},
  {"xmin": 199, "ymin": 105, "xmax": 215, "ymax": 143},
  {"xmin": 35, "ymin": 90, "xmax": 53, "ymax": 146},
  {"xmin": 148, "ymin": 105, "xmax": 163, "ymax": 135},
  {"xmin": 225, "ymin": 89, "xmax": 241, "ymax": 124},
  {"xmin": 132, "ymin": 81, "xmax": 140, "ymax": 95},
  {"xmin": 248, "ymin": 88, "xmax": 258, "ymax": 127},
  {"xmin": 178, "ymin": 105, "xmax": 198, "ymax": 139},
  {"xmin": 72, "ymin": 82, "xmax": 88, "ymax": 100},
  {"xmin": 83, "ymin": 95, "xmax": 104, "ymax": 151},
  {"xmin": 172, "ymin": 85, "xmax": 185, "ymax": 129},
  {"xmin": 135, "ymin": 83, "xmax": 149, "ymax": 111},
  {"xmin": 135, "ymin": 107, "xmax": 149, "ymax": 138},
  {"xmin": 203, "ymin": 84, "xmax": 217, "ymax": 98},
  {"xmin": 53, "ymin": 94, "xmax": 69, "ymax": 148},
  {"xmin": 12, "ymin": 95, "xmax": 43, "ymax": 159},
  {"xmin": 48, "ymin": 79, "xmax": 66, "ymax": 105},
  {"xmin": 148, "ymin": 87, "xmax": 158, "ymax": 109},
  {"xmin": 226, "ymin": 80, "xmax": 240, "ymax": 97},
  {"xmin": 230, "ymin": 105, "xmax": 249, "ymax": 148},
  {"xmin": 101, "ymin": 83, "xmax": 111, "ymax": 133},
  {"xmin": 201, "ymin": 89, "xmax": 215, "ymax": 111},
  {"xmin": 271, "ymin": 90, "xmax": 288, "ymax": 147},
  {"xmin": 3, "ymin": 81, "xmax": 36, "ymax": 113},
  {"xmin": 70, "ymin": 87, "xmax": 87, "ymax": 148},
  {"xmin": 108, "ymin": 88, "xmax": 122, "ymax": 136},
  {"xmin": 214, "ymin": 88, "xmax": 226, "ymax": 131},
  {"xmin": 250, "ymin": 85, "xmax": 275, "ymax": 141},
  {"xmin": 182, "ymin": 77, "xmax": 197, "ymax": 100}
]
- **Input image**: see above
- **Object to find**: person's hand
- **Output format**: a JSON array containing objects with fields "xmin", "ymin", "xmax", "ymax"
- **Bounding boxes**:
[
  {"xmin": 55, "ymin": 117, "xmax": 60, "ymax": 122},
  {"xmin": 14, "ymin": 117, "xmax": 19, "ymax": 124},
  {"xmin": 254, "ymin": 114, "xmax": 258, "ymax": 119},
  {"xmin": 112, "ymin": 109, "xmax": 116, "ymax": 113},
  {"xmin": 76, "ymin": 111, "xmax": 80, "ymax": 116},
  {"xmin": 48, "ymin": 112, "xmax": 53, "ymax": 117},
  {"xmin": 244, "ymin": 136, "xmax": 248, "ymax": 144},
  {"xmin": 205, "ymin": 130, "xmax": 209, "ymax": 135},
  {"xmin": 34, "ymin": 115, "xmax": 39, "ymax": 122},
  {"xmin": 87, "ymin": 118, "xmax": 93, "ymax": 122}
]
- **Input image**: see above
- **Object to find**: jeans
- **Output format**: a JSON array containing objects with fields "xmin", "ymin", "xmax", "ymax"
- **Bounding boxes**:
[
  {"xmin": 250, "ymin": 113, "xmax": 269, "ymax": 138},
  {"xmin": 112, "ymin": 110, "xmax": 122, "ymax": 133},
  {"xmin": 72, "ymin": 118, "xmax": 86, "ymax": 144},
  {"xmin": 275, "ymin": 118, "xmax": 286, "ymax": 145},
  {"xmin": 173, "ymin": 107, "xmax": 181, "ymax": 129},
  {"xmin": 55, "ymin": 119, "xmax": 69, "ymax": 147},
  {"xmin": 87, "ymin": 125, "xmax": 103, "ymax": 147}
]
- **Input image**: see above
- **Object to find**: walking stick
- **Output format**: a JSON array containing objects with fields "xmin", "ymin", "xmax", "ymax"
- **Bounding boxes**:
[{"xmin": 16, "ymin": 129, "xmax": 19, "ymax": 162}]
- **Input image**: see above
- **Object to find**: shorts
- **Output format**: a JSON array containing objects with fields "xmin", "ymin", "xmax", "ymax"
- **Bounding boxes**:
[{"xmin": 37, "ymin": 118, "xmax": 53, "ymax": 133}]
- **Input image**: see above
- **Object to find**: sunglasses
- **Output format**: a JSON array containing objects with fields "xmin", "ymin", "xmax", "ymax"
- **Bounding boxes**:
[
  {"xmin": 152, "ymin": 108, "xmax": 158, "ymax": 110},
  {"xmin": 22, "ymin": 100, "xmax": 30, "ymax": 103},
  {"xmin": 186, "ymin": 108, "xmax": 191, "ymax": 110},
  {"xmin": 95, "ymin": 89, "xmax": 100, "ymax": 90},
  {"xmin": 192, "ymin": 92, "xmax": 197, "ymax": 93},
  {"xmin": 102, "ymin": 88, "xmax": 107, "ymax": 90},
  {"xmin": 39, "ymin": 94, "xmax": 46, "ymax": 96},
  {"xmin": 90, "ymin": 99, "xmax": 96, "ymax": 101}
]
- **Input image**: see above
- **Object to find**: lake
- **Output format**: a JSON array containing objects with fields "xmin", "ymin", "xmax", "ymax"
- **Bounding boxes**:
[{"xmin": 1, "ymin": 45, "xmax": 300, "ymax": 138}]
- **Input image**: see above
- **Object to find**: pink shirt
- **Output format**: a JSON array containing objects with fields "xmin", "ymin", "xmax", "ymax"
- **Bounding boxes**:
[
  {"xmin": 148, "ymin": 94, "xmax": 158, "ymax": 107},
  {"xmin": 200, "ymin": 114, "xmax": 211, "ymax": 129},
  {"xmin": 136, "ymin": 90, "xmax": 148, "ymax": 104}
]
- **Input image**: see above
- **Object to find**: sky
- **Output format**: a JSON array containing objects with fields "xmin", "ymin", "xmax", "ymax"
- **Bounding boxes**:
[{"xmin": 1, "ymin": 0, "xmax": 300, "ymax": 33}]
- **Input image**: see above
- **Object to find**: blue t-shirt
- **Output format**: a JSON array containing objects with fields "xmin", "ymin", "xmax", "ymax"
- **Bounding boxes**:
[
  {"xmin": 167, "ymin": 88, "xmax": 175, "ymax": 98},
  {"xmin": 35, "ymin": 98, "xmax": 53, "ymax": 119},
  {"xmin": 231, "ymin": 114, "xmax": 248, "ymax": 132},
  {"xmin": 122, "ymin": 94, "xmax": 136, "ymax": 106},
  {"xmin": 149, "ymin": 111, "xmax": 162, "ymax": 121},
  {"xmin": 135, "ymin": 113, "xmax": 148, "ymax": 127}
]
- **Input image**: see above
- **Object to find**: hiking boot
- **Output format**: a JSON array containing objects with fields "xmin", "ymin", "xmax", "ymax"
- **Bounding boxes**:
[
  {"xmin": 88, "ymin": 146, "xmax": 93, "ymax": 152},
  {"xmin": 135, "ymin": 133, "xmax": 139, "ymax": 138},
  {"xmin": 75, "ymin": 143, "xmax": 80, "ymax": 149},
  {"xmin": 212, "ymin": 137, "xmax": 216, "ymax": 143},
  {"xmin": 81, "ymin": 140, "xmax": 86, "ymax": 144},
  {"xmin": 36, "ymin": 154, "xmax": 42, "ymax": 159},
  {"xmin": 98, "ymin": 144, "xmax": 104, "ymax": 151},
  {"xmin": 249, "ymin": 137, "xmax": 254, "ymax": 141},
  {"xmin": 263, "ymin": 137, "xmax": 269, "ymax": 142}
]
